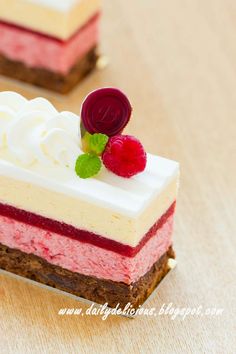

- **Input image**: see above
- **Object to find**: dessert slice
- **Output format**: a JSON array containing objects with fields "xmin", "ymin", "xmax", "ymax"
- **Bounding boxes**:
[
  {"xmin": 0, "ymin": 89, "xmax": 179, "ymax": 309},
  {"xmin": 0, "ymin": 0, "xmax": 101, "ymax": 93}
]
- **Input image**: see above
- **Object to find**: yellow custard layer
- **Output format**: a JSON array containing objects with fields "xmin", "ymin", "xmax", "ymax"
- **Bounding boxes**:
[{"xmin": 0, "ymin": 0, "xmax": 101, "ymax": 40}]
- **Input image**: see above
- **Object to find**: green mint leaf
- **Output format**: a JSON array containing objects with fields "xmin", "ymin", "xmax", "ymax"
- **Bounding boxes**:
[
  {"xmin": 89, "ymin": 133, "xmax": 109, "ymax": 155},
  {"xmin": 75, "ymin": 153, "xmax": 101, "ymax": 179}
]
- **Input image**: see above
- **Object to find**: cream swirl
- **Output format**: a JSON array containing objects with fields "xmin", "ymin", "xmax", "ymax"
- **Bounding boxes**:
[{"xmin": 0, "ymin": 92, "xmax": 82, "ymax": 168}]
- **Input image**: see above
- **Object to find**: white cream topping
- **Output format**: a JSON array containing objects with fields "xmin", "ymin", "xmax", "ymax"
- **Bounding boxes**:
[
  {"xmin": 0, "ymin": 92, "xmax": 81, "ymax": 169},
  {"xmin": 0, "ymin": 91, "xmax": 179, "ymax": 218},
  {"xmin": 27, "ymin": 0, "xmax": 79, "ymax": 12}
]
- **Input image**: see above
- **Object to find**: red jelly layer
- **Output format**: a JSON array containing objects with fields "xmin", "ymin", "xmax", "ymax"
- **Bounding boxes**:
[
  {"xmin": 0, "ymin": 13, "xmax": 100, "ymax": 43},
  {"xmin": 0, "ymin": 201, "xmax": 176, "ymax": 257}
]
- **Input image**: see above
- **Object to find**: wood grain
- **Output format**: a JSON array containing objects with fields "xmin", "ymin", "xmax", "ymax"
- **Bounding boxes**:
[{"xmin": 0, "ymin": 0, "xmax": 235, "ymax": 353}]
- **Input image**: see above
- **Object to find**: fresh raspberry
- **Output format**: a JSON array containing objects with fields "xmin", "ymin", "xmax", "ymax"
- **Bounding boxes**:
[{"xmin": 102, "ymin": 135, "xmax": 147, "ymax": 178}]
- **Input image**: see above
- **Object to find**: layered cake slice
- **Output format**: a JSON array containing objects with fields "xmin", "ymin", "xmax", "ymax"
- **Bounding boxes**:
[
  {"xmin": 0, "ymin": 89, "xmax": 179, "ymax": 309},
  {"xmin": 0, "ymin": 0, "xmax": 101, "ymax": 93}
]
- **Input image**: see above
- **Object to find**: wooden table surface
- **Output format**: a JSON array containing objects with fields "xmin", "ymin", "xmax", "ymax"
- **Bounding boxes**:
[{"xmin": 0, "ymin": 1, "xmax": 235, "ymax": 353}]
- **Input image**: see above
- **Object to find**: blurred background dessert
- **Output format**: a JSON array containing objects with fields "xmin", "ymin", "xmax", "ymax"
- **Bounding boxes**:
[{"xmin": 0, "ymin": 0, "xmax": 101, "ymax": 93}]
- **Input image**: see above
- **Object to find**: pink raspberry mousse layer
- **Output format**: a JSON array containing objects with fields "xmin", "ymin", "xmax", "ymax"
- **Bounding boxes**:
[
  {"xmin": 0, "ymin": 14, "xmax": 100, "ymax": 74},
  {"xmin": 0, "ymin": 213, "xmax": 173, "ymax": 284},
  {"xmin": 0, "ymin": 202, "xmax": 176, "ymax": 257}
]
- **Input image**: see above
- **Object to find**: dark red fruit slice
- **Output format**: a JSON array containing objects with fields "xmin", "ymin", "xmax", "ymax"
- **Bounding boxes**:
[{"xmin": 81, "ymin": 88, "xmax": 132, "ymax": 136}]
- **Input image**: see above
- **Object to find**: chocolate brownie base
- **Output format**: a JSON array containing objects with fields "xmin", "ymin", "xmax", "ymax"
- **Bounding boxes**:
[
  {"xmin": 0, "ymin": 48, "xmax": 98, "ymax": 94},
  {"xmin": 0, "ymin": 243, "xmax": 175, "ymax": 309}
]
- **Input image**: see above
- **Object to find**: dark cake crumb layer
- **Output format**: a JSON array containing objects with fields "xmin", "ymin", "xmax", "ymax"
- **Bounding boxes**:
[
  {"xmin": 0, "ymin": 201, "xmax": 176, "ymax": 257},
  {"xmin": 0, "ymin": 47, "xmax": 98, "ymax": 94},
  {"xmin": 0, "ymin": 243, "xmax": 175, "ymax": 309}
]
